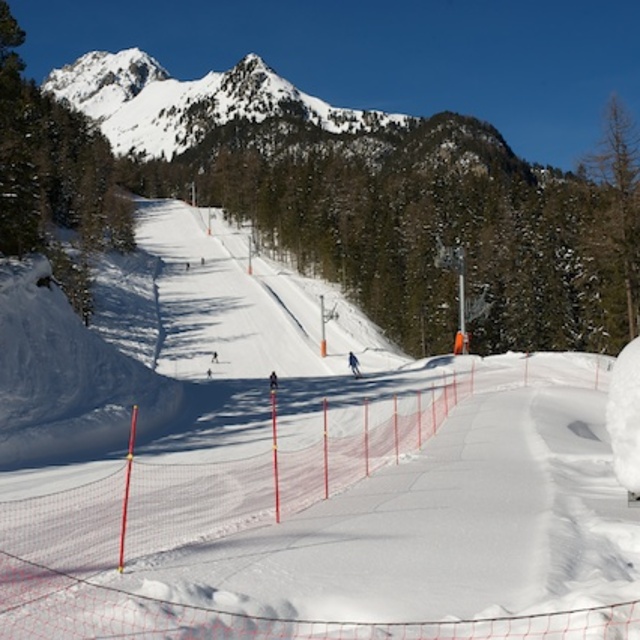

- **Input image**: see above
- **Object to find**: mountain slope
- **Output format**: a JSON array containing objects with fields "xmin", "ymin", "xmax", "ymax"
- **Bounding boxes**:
[
  {"xmin": 42, "ymin": 48, "xmax": 171, "ymax": 122},
  {"xmin": 94, "ymin": 197, "xmax": 410, "ymax": 381},
  {"xmin": 0, "ymin": 197, "xmax": 409, "ymax": 468},
  {"xmin": 42, "ymin": 49, "xmax": 415, "ymax": 160}
]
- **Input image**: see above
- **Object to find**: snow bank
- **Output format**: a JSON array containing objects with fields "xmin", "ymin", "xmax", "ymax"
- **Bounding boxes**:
[
  {"xmin": 0, "ymin": 255, "xmax": 184, "ymax": 469},
  {"xmin": 606, "ymin": 337, "xmax": 640, "ymax": 492}
]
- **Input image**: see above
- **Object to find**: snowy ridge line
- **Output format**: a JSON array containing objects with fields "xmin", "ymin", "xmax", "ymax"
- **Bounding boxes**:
[{"xmin": 43, "ymin": 49, "xmax": 415, "ymax": 161}]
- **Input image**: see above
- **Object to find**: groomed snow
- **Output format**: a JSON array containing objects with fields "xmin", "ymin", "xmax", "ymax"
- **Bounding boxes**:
[{"xmin": 2, "ymin": 198, "xmax": 640, "ymax": 638}]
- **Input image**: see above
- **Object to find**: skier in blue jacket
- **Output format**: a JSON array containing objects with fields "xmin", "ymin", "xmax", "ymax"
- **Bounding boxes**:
[{"xmin": 348, "ymin": 351, "xmax": 361, "ymax": 378}]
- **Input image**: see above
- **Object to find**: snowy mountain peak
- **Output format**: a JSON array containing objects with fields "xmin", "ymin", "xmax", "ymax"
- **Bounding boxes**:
[
  {"xmin": 232, "ymin": 52, "xmax": 275, "ymax": 77},
  {"xmin": 43, "ymin": 47, "xmax": 170, "ymax": 121},
  {"xmin": 42, "ymin": 48, "xmax": 414, "ymax": 160},
  {"xmin": 219, "ymin": 52, "xmax": 302, "ymax": 115}
]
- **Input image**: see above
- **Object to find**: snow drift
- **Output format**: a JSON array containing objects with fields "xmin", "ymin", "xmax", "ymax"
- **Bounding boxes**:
[{"xmin": 0, "ymin": 255, "xmax": 184, "ymax": 469}]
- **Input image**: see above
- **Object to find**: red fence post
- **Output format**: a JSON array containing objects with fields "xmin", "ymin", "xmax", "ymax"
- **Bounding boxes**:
[
  {"xmin": 323, "ymin": 397, "xmax": 329, "ymax": 500},
  {"xmin": 364, "ymin": 398, "xmax": 370, "ymax": 477},
  {"xmin": 118, "ymin": 404, "xmax": 138, "ymax": 573},
  {"xmin": 271, "ymin": 390, "xmax": 281, "ymax": 523}
]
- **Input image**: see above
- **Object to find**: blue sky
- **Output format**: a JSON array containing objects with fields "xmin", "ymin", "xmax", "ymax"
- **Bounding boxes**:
[{"xmin": 12, "ymin": 0, "xmax": 640, "ymax": 172}]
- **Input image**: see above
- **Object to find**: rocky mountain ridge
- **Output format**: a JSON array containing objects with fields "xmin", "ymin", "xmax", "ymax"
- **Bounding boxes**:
[{"xmin": 42, "ymin": 48, "xmax": 417, "ymax": 160}]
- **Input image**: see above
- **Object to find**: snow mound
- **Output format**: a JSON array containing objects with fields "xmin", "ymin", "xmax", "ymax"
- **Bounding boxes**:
[
  {"xmin": 0, "ymin": 255, "xmax": 184, "ymax": 469},
  {"xmin": 606, "ymin": 336, "xmax": 640, "ymax": 491}
]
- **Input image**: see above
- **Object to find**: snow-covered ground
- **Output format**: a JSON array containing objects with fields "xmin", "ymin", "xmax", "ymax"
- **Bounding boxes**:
[{"xmin": 1, "ymin": 198, "xmax": 639, "ymax": 639}]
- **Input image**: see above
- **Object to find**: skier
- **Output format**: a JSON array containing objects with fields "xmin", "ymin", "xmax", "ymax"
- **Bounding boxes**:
[
  {"xmin": 269, "ymin": 371, "xmax": 278, "ymax": 392},
  {"xmin": 207, "ymin": 368, "xmax": 212, "ymax": 379},
  {"xmin": 348, "ymin": 351, "xmax": 361, "ymax": 378},
  {"xmin": 211, "ymin": 351, "xmax": 218, "ymax": 363}
]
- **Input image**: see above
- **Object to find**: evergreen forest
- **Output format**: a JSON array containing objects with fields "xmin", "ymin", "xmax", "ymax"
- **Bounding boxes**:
[{"xmin": 2, "ymin": 1, "xmax": 639, "ymax": 357}]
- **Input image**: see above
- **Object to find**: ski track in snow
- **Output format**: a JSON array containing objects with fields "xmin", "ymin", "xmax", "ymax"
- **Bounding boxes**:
[{"xmin": 3, "ymin": 197, "xmax": 640, "ymax": 632}]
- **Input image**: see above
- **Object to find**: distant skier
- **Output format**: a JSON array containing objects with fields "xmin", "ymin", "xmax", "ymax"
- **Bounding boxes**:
[
  {"xmin": 211, "ymin": 351, "xmax": 218, "ymax": 363},
  {"xmin": 207, "ymin": 368, "xmax": 212, "ymax": 379},
  {"xmin": 269, "ymin": 371, "xmax": 278, "ymax": 392},
  {"xmin": 348, "ymin": 351, "xmax": 361, "ymax": 378}
]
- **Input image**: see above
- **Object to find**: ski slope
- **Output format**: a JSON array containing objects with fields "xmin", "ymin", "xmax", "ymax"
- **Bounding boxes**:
[
  {"xmin": 133, "ymin": 198, "xmax": 406, "ymax": 382},
  {"xmin": 2, "ymin": 197, "xmax": 640, "ymax": 638}
]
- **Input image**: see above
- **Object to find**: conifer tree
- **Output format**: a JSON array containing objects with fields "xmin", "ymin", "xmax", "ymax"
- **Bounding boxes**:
[
  {"xmin": 0, "ymin": 1, "xmax": 38, "ymax": 257},
  {"xmin": 0, "ymin": 1, "xmax": 24, "ymax": 109},
  {"xmin": 586, "ymin": 95, "xmax": 640, "ymax": 343}
]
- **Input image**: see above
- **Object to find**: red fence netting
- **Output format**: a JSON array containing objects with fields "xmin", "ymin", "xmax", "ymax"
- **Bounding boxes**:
[{"xmin": 3, "ymin": 356, "xmax": 635, "ymax": 639}]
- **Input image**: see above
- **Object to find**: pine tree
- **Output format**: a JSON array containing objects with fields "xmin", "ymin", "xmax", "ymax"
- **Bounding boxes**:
[{"xmin": 0, "ymin": 2, "xmax": 39, "ymax": 257}]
